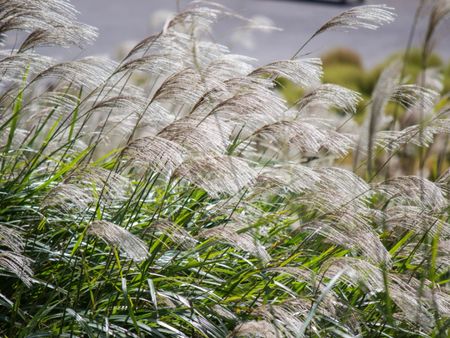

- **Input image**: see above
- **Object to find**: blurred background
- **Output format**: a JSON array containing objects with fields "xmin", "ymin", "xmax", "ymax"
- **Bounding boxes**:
[{"xmin": 68, "ymin": 0, "xmax": 450, "ymax": 67}]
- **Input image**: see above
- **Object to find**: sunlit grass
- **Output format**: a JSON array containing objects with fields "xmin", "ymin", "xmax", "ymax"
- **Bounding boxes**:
[{"xmin": 0, "ymin": 1, "xmax": 449, "ymax": 337}]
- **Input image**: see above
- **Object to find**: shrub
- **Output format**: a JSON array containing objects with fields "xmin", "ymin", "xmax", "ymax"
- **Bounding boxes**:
[
  {"xmin": 321, "ymin": 47, "xmax": 363, "ymax": 69},
  {"xmin": 323, "ymin": 63, "xmax": 365, "ymax": 92}
]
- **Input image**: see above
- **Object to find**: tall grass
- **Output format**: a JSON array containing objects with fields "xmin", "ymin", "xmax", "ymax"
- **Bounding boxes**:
[{"xmin": 0, "ymin": 0, "xmax": 449, "ymax": 337}]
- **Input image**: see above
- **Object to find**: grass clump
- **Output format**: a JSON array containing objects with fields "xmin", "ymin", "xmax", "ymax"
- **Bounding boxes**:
[{"xmin": 0, "ymin": 1, "xmax": 449, "ymax": 337}]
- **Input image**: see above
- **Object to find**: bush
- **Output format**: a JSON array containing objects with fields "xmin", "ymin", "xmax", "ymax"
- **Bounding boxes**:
[
  {"xmin": 323, "ymin": 63, "xmax": 365, "ymax": 92},
  {"xmin": 321, "ymin": 47, "xmax": 363, "ymax": 69}
]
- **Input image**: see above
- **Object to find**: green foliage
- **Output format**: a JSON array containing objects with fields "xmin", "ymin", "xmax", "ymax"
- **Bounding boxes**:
[
  {"xmin": 323, "ymin": 64, "xmax": 364, "ymax": 92},
  {"xmin": 443, "ymin": 62, "xmax": 450, "ymax": 93},
  {"xmin": 276, "ymin": 77, "xmax": 304, "ymax": 106},
  {"xmin": 321, "ymin": 47, "xmax": 363, "ymax": 69}
]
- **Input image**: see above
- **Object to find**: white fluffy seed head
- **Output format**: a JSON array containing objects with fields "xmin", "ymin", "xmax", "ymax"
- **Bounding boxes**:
[
  {"xmin": 88, "ymin": 221, "xmax": 148, "ymax": 262},
  {"xmin": 315, "ymin": 5, "xmax": 396, "ymax": 35},
  {"xmin": 198, "ymin": 223, "xmax": 270, "ymax": 263}
]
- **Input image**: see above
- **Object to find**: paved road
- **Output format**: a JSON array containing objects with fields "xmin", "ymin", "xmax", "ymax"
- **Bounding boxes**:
[{"xmin": 51, "ymin": 0, "xmax": 450, "ymax": 67}]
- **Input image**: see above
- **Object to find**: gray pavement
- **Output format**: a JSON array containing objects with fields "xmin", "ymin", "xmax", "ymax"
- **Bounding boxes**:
[{"xmin": 24, "ymin": 1, "xmax": 450, "ymax": 67}]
